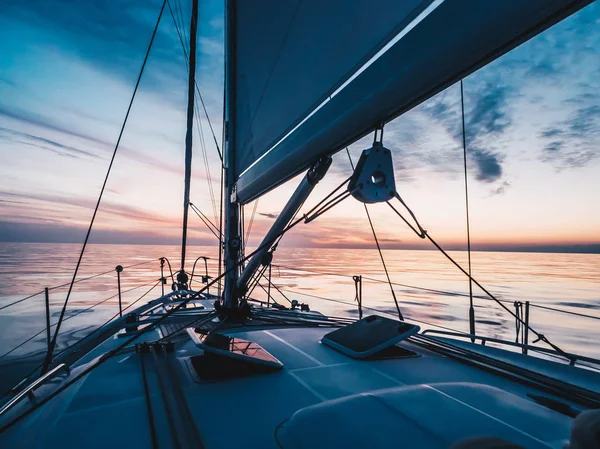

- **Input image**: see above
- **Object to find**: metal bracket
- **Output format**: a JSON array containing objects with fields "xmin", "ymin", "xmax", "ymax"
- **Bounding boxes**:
[{"xmin": 348, "ymin": 142, "xmax": 396, "ymax": 203}]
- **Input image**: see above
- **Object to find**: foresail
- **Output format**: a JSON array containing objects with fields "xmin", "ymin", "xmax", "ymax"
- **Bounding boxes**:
[{"xmin": 232, "ymin": 0, "xmax": 591, "ymax": 204}]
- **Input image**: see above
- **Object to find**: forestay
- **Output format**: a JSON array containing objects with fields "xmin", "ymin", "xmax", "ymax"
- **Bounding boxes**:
[{"xmin": 232, "ymin": 0, "xmax": 591, "ymax": 203}]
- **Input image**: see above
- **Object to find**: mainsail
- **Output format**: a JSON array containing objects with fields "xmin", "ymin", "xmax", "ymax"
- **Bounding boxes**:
[{"xmin": 230, "ymin": 0, "xmax": 591, "ymax": 204}]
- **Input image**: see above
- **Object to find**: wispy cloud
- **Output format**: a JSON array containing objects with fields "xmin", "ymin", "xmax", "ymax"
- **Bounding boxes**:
[
  {"xmin": 489, "ymin": 180, "xmax": 511, "ymax": 196},
  {"xmin": 402, "ymin": 81, "xmax": 511, "ymax": 184},
  {"xmin": 470, "ymin": 149, "xmax": 503, "ymax": 182},
  {"xmin": 539, "ymin": 91, "xmax": 600, "ymax": 170},
  {"xmin": 0, "ymin": 220, "xmax": 215, "ymax": 245},
  {"xmin": 0, "ymin": 126, "xmax": 102, "ymax": 160},
  {"xmin": 467, "ymin": 84, "xmax": 512, "ymax": 136},
  {"xmin": 0, "ymin": 190, "xmax": 178, "ymax": 226},
  {"xmin": 0, "ymin": 105, "xmax": 113, "ymax": 148},
  {"xmin": 259, "ymin": 212, "xmax": 279, "ymax": 219},
  {"xmin": 0, "ymin": 104, "xmax": 190, "ymax": 177}
]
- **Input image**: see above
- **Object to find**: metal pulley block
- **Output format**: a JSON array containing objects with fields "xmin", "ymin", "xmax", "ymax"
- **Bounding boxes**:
[{"xmin": 348, "ymin": 142, "xmax": 396, "ymax": 203}]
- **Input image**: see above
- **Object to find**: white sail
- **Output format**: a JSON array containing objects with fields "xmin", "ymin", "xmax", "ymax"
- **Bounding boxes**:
[{"xmin": 232, "ymin": 0, "xmax": 591, "ymax": 204}]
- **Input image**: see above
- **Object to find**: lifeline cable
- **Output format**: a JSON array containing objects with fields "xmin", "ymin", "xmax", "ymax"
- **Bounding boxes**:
[
  {"xmin": 43, "ymin": 0, "xmax": 168, "ymax": 375},
  {"xmin": 460, "ymin": 79, "xmax": 476, "ymax": 338}
]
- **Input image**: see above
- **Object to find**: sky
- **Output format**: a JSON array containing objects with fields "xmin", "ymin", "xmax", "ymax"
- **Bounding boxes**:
[{"xmin": 0, "ymin": 0, "xmax": 599, "ymax": 253}]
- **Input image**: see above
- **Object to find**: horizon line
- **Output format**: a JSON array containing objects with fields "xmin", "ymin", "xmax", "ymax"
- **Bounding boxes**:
[{"xmin": 1, "ymin": 239, "xmax": 599, "ymax": 255}]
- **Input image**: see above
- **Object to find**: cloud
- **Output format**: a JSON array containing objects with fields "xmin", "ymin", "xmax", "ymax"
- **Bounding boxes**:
[
  {"xmin": 467, "ymin": 84, "xmax": 512, "ymax": 136},
  {"xmin": 489, "ymin": 180, "xmax": 510, "ymax": 196},
  {"xmin": 0, "ymin": 127, "xmax": 102, "ymax": 160},
  {"xmin": 570, "ymin": 104, "xmax": 600, "ymax": 136},
  {"xmin": 470, "ymin": 148, "xmax": 503, "ymax": 183},
  {"xmin": 0, "ymin": 104, "xmax": 189, "ymax": 177},
  {"xmin": 0, "ymin": 220, "xmax": 214, "ymax": 245},
  {"xmin": 0, "ymin": 105, "xmax": 113, "ymax": 148},
  {"xmin": 540, "ymin": 128, "xmax": 563, "ymax": 139},
  {"xmin": 405, "ymin": 81, "xmax": 510, "ymax": 183},
  {"xmin": 0, "ymin": 190, "xmax": 178, "ymax": 226},
  {"xmin": 259, "ymin": 212, "xmax": 279, "ymax": 219},
  {"xmin": 384, "ymin": 2, "xmax": 600, "ymax": 182},
  {"xmin": 539, "ymin": 94, "xmax": 600, "ymax": 170}
]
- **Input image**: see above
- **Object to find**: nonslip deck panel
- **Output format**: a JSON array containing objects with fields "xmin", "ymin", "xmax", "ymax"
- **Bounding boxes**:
[
  {"xmin": 1, "ymin": 324, "xmax": 590, "ymax": 449},
  {"xmin": 275, "ymin": 383, "xmax": 571, "ymax": 449}
]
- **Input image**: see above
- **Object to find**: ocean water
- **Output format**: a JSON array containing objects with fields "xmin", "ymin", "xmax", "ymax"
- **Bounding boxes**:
[{"xmin": 1, "ymin": 242, "xmax": 599, "ymax": 389}]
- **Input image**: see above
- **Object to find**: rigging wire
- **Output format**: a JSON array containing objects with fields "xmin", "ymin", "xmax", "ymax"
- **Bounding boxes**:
[
  {"xmin": 273, "ymin": 263, "xmax": 600, "ymax": 324},
  {"xmin": 0, "ymin": 259, "xmax": 158, "ymax": 312},
  {"xmin": 217, "ymin": 143, "xmax": 224, "ymax": 299},
  {"xmin": 279, "ymin": 288, "xmax": 461, "ymax": 334},
  {"xmin": 386, "ymin": 198, "xmax": 573, "ymax": 362},
  {"xmin": 172, "ymin": 0, "xmax": 189, "ymax": 54},
  {"xmin": 346, "ymin": 148, "xmax": 403, "ymax": 320},
  {"xmin": 189, "ymin": 202, "xmax": 220, "ymax": 235},
  {"xmin": 0, "ymin": 279, "xmax": 160, "ymax": 361},
  {"xmin": 168, "ymin": 2, "xmax": 221, "ymax": 229},
  {"xmin": 461, "ymin": 79, "xmax": 476, "ymax": 338},
  {"xmin": 254, "ymin": 282, "xmax": 280, "ymax": 307},
  {"xmin": 55, "ymin": 280, "xmax": 162, "ymax": 359},
  {"xmin": 194, "ymin": 101, "xmax": 219, "ymax": 224},
  {"xmin": 272, "ymin": 263, "xmax": 494, "ymax": 302},
  {"xmin": 179, "ymin": 0, "xmax": 199, "ymax": 272},
  {"xmin": 246, "ymin": 263, "xmax": 269, "ymax": 299},
  {"xmin": 257, "ymin": 264, "xmax": 292, "ymax": 305},
  {"xmin": 0, "ymin": 280, "xmax": 162, "ymax": 400},
  {"xmin": 529, "ymin": 303, "xmax": 600, "ymax": 321},
  {"xmin": 240, "ymin": 202, "xmax": 246, "ymax": 259},
  {"xmin": 156, "ymin": 311, "xmax": 218, "ymax": 343},
  {"xmin": 43, "ymin": 0, "xmax": 168, "ymax": 374},
  {"xmin": 161, "ymin": 257, "xmax": 176, "ymax": 285},
  {"xmin": 244, "ymin": 199, "xmax": 259, "ymax": 248},
  {"xmin": 139, "ymin": 343, "xmax": 159, "ymax": 449},
  {"xmin": 303, "ymin": 190, "xmax": 353, "ymax": 224},
  {"xmin": 197, "ymin": 85, "xmax": 223, "ymax": 162},
  {"xmin": 189, "ymin": 202, "xmax": 221, "ymax": 240},
  {"xmin": 49, "ymin": 258, "xmax": 159, "ymax": 291},
  {"xmin": 168, "ymin": 0, "xmax": 223, "ymax": 162},
  {"xmin": 0, "ymin": 291, "xmax": 43, "ymax": 312}
]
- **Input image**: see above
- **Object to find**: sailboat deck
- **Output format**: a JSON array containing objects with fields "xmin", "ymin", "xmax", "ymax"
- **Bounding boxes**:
[{"xmin": 2, "ymin": 314, "xmax": 595, "ymax": 449}]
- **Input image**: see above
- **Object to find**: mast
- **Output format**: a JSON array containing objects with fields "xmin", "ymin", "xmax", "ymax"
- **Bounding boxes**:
[
  {"xmin": 223, "ymin": 0, "xmax": 241, "ymax": 308},
  {"xmin": 180, "ymin": 0, "xmax": 199, "ymax": 277}
]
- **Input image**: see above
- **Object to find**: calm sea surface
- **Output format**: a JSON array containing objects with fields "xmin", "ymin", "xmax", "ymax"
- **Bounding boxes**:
[{"xmin": 1, "ymin": 242, "xmax": 599, "ymax": 388}]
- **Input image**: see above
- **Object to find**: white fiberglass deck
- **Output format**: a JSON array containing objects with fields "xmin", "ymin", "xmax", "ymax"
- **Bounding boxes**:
[{"xmin": 2, "ymin": 314, "xmax": 597, "ymax": 449}]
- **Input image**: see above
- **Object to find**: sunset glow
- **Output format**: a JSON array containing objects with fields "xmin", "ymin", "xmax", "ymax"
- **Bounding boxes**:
[{"xmin": 1, "ymin": 1, "xmax": 598, "ymax": 253}]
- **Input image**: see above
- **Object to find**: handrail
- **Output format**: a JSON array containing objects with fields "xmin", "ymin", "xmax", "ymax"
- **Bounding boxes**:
[
  {"xmin": 420, "ymin": 330, "xmax": 600, "ymax": 367},
  {"xmin": 0, "ymin": 363, "xmax": 69, "ymax": 419}
]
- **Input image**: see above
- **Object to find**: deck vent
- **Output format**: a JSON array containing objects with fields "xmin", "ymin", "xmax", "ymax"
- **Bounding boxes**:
[{"xmin": 321, "ymin": 315, "xmax": 420, "ymax": 359}]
